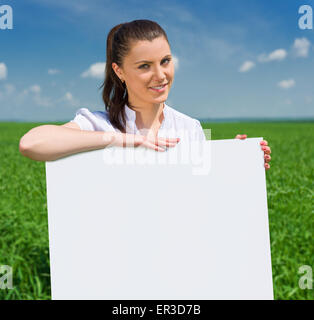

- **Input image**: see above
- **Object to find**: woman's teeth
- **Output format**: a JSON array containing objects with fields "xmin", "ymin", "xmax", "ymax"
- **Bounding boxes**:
[{"xmin": 151, "ymin": 84, "xmax": 166, "ymax": 89}]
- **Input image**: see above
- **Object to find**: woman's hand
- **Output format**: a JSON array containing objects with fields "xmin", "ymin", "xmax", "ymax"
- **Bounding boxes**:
[
  {"xmin": 112, "ymin": 132, "xmax": 180, "ymax": 152},
  {"xmin": 235, "ymin": 134, "xmax": 271, "ymax": 170}
]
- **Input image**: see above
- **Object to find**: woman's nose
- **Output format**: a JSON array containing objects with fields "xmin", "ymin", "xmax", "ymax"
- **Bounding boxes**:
[{"xmin": 153, "ymin": 66, "xmax": 166, "ymax": 80}]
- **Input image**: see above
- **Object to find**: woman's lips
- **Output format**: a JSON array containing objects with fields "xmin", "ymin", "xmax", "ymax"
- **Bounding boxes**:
[{"xmin": 149, "ymin": 83, "xmax": 168, "ymax": 92}]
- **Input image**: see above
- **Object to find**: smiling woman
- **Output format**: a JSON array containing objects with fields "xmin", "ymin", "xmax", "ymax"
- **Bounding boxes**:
[
  {"xmin": 99, "ymin": 20, "xmax": 179, "ymax": 137},
  {"xmin": 68, "ymin": 20, "xmax": 206, "ymax": 144},
  {"xmin": 101, "ymin": 20, "xmax": 176, "ymax": 135},
  {"xmin": 18, "ymin": 19, "xmax": 271, "ymax": 168},
  {"xmin": 18, "ymin": 20, "xmax": 203, "ymax": 161}
]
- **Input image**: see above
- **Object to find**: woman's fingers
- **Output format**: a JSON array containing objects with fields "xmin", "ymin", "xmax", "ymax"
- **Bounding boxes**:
[
  {"xmin": 141, "ymin": 136, "xmax": 180, "ymax": 152},
  {"xmin": 156, "ymin": 140, "xmax": 178, "ymax": 148},
  {"xmin": 235, "ymin": 134, "xmax": 247, "ymax": 139},
  {"xmin": 145, "ymin": 140, "xmax": 176, "ymax": 152},
  {"xmin": 264, "ymin": 154, "xmax": 271, "ymax": 162},
  {"xmin": 261, "ymin": 146, "xmax": 271, "ymax": 154},
  {"xmin": 121, "ymin": 134, "xmax": 180, "ymax": 151},
  {"xmin": 148, "ymin": 141, "xmax": 166, "ymax": 152},
  {"xmin": 158, "ymin": 137, "xmax": 180, "ymax": 142},
  {"xmin": 155, "ymin": 138, "xmax": 180, "ymax": 151},
  {"xmin": 261, "ymin": 141, "xmax": 271, "ymax": 170},
  {"xmin": 260, "ymin": 140, "xmax": 271, "ymax": 154},
  {"xmin": 230, "ymin": 135, "xmax": 271, "ymax": 170},
  {"xmin": 260, "ymin": 140, "xmax": 268, "ymax": 146}
]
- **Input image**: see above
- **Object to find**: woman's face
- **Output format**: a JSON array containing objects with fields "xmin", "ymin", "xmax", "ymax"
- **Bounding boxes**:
[{"xmin": 112, "ymin": 36, "xmax": 174, "ymax": 107}]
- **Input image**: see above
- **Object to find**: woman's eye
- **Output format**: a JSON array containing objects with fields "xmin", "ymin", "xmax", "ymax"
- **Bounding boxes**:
[
  {"xmin": 139, "ymin": 58, "xmax": 171, "ymax": 69},
  {"xmin": 139, "ymin": 64, "xmax": 149, "ymax": 69}
]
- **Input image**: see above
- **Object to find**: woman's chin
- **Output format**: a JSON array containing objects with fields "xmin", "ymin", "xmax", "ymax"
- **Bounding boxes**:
[{"xmin": 150, "ymin": 94, "xmax": 168, "ymax": 102}]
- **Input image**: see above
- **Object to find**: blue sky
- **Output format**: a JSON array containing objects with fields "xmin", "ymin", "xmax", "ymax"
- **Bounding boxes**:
[{"xmin": 0, "ymin": 0, "xmax": 314, "ymax": 122}]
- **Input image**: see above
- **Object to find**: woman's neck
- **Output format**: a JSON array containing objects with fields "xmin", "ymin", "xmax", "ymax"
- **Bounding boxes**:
[{"xmin": 127, "ymin": 102, "xmax": 165, "ymax": 131}]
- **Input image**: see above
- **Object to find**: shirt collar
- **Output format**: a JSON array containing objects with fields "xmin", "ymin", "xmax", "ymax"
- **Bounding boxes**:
[{"xmin": 124, "ymin": 102, "xmax": 170, "ymax": 133}]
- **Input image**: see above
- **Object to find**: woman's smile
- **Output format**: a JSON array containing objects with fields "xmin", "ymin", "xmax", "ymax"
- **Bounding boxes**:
[{"xmin": 149, "ymin": 83, "xmax": 168, "ymax": 92}]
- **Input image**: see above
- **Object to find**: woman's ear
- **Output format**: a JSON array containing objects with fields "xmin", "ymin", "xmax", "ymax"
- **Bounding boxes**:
[{"xmin": 112, "ymin": 62, "xmax": 123, "ymax": 81}]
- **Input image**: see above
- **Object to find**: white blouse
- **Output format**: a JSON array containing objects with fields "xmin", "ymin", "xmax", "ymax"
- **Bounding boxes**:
[{"xmin": 70, "ymin": 103, "xmax": 206, "ymax": 141}]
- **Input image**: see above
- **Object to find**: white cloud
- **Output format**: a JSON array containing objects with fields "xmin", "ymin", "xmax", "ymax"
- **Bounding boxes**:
[
  {"xmin": 268, "ymin": 49, "xmax": 287, "ymax": 61},
  {"xmin": 81, "ymin": 62, "xmax": 106, "ymax": 79},
  {"xmin": 239, "ymin": 60, "xmax": 255, "ymax": 72},
  {"xmin": 29, "ymin": 84, "xmax": 41, "ymax": 94},
  {"xmin": 258, "ymin": 49, "xmax": 287, "ymax": 62},
  {"xmin": 21, "ymin": 84, "xmax": 53, "ymax": 107},
  {"xmin": 0, "ymin": 63, "xmax": 8, "ymax": 80},
  {"xmin": 20, "ymin": 84, "xmax": 41, "ymax": 95},
  {"xmin": 0, "ymin": 82, "xmax": 54, "ymax": 109},
  {"xmin": 172, "ymin": 55, "xmax": 179, "ymax": 70},
  {"xmin": 48, "ymin": 68, "xmax": 61, "ymax": 75},
  {"xmin": 292, "ymin": 38, "xmax": 311, "ymax": 58},
  {"xmin": 62, "ymin": 91, "xmax": 80, "ymax": 107},
  {"xmin": 277, "ymin": 79, "xmax": 295, "ymax": 89}
]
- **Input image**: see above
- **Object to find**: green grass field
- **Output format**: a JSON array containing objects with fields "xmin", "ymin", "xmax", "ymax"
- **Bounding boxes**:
[{"xmin": 0, "ymin": 121, "xmax": 313, "ymax": 300}]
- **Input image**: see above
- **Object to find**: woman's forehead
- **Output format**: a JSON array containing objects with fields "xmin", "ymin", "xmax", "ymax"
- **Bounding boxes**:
[{"xmin": 127, "ymin": 37, "xmax": 170, "ymax": 59}]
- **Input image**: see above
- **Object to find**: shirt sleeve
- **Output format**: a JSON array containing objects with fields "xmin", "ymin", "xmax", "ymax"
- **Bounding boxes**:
[
  {"xmin": 194, "ymin": 119, "xmax": 206, "ymax": 141},
  {"xmin": 70, "ymin": 108, "xmax": 97, "ymax": 131}
]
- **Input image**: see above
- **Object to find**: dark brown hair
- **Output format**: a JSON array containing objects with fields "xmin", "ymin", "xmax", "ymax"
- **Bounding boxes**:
[{"xmin": 99, "ymin": 19, "xmax": 170, "ymax": 133}]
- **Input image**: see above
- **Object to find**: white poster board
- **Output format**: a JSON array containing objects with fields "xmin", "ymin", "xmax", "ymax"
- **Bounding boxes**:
[{"xmin": 45, "ymin": 138, "xmax": 273, "ymax": 300}]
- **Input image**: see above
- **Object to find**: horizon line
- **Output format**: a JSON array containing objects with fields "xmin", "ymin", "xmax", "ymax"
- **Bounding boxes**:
[{"xmin": 0, "ymin": 116, "xmax": 313, "ymax": 124}]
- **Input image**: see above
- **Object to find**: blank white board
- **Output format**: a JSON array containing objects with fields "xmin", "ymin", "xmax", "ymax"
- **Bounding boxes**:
[{"xmin": 45, "ymin": 138, "xmax": 273, "ymax": 300}]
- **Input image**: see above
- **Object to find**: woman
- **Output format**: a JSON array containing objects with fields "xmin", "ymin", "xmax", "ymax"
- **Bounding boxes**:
[{"xmin": 19, "ymin": 19, "xmax": 271, "ymax": 169}]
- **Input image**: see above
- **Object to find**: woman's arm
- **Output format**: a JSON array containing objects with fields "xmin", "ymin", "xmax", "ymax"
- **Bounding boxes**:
[
  {"xmin": 19, "ymin": 123, "xmax": 180, "ymax": 162},
  {"xmin": 19, "ymin": 123, "xmax": 116, "ymax": 161}
]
